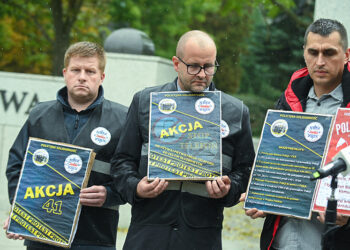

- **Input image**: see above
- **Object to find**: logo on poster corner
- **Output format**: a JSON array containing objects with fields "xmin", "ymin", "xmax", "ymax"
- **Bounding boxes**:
[
  {"xmin": 270, "ymin": 119, "xmax": 288, "ymax": 137},
  {"xmin": 91, "ymin": 127, "xmax": 111, "ymax": 146},
  {"xmin": 304, "ymin": 122, "xmax": 323, "ymax": 142},
  {"xmin": 64, "ymin": 154, "xmax": 83, "ymax": 174},
  {"xmin": 336, "ymin": 138, "xmax": 349, "ymax": 150},
  {"xmin": 158, "ymin": 98, "xmax": 177, "ymax": 114},
  {"xmin": 221, "ymin": 120, "xmax": 230, "ymax": 138},
  {"xmin": 195, "ymin": 98, "xmax": 215, "ymax": 114},
  {"xmin": 32, "ymin": 149, "xmax": 49, "ymax": 166}
]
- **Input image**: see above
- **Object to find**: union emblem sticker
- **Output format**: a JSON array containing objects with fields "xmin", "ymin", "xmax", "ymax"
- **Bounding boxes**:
[
  {"xmin": 64, "ymin": 154, "xmax": 83, "ymax": 174},
  {"xmin": 270, "ymin": 119, "xmax": 288, "ymax": 138},
  {"xmin": 91, "ymin": 127, "xmax": 111, "ymax": 146},
  {"xmin": 304, "ymin": 122, "xmax": 323, "ymax": 142},
  {"xmin": 32, "ymin": 149, "xmax": 49, "ymax": 166},
  {"xmin": 195, "ymin": 98, "xmax": 215, "ymax": 115},
  {"xmin": 220, "ymin": 120, "xmax": 230, "ymax": 138},
  {"xmin": 158, "ymin": 98, "xmax": 177, "ymax": 114}
]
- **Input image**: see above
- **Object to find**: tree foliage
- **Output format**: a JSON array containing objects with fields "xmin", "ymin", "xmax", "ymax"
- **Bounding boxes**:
[
  {"xmin": 240, "ymin": 0, "xmax": 314, "ymax": 96},
  {"xmin": 0, "ymin": 0, "xmax": 109, "ymax": 76},
  {"xmin": 0, "ymin": 0, "xmax": 312, "ymax": 97}
]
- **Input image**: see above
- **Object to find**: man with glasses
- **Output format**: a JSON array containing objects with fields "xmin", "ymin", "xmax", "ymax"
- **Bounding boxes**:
[{"xmin": 111, "ymin": 30, "xmax": 255, "ymax": 250}]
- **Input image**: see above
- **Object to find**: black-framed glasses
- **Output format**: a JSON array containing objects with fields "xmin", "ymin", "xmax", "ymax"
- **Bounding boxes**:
[{"xmin": 177, "ymin": 57, "xmax": 219, "ymax": 76}]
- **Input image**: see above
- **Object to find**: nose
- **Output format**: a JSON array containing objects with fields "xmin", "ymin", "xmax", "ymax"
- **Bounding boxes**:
[
  {"xmin": 316, "ymin": 54, "xmax": 325, "ymax": 66},
  {"xmin": 78, "ymin": 70, "xmax": 87, "ymax": 81},
  {"xmin": 197, "ymin": 68, "xmax": 206, "ymax": 78}
]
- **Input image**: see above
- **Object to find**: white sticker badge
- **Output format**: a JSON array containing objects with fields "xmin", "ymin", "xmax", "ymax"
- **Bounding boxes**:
[
  {"xmin": 304, "ymin": 122, "xmax": 323, "ymax": 142},
  {"xmin": 158, "ymin": 98, "xmax": 177, "ymax": 114},
  {"xmin": 221, "ymin": 120, "xmax": 230, "ymax": 138},
  {"xmin": 64, "ymin": 154, "xmax": 83, "ymax": 174},
  {"xmin": 32, "ymin": 149, "xmax": 49, "ymax": 166},
  {"xmin": 270, "ymin": 119, "xmax": 288, "ymax": 138},
  {"xmin": 91, "ymin": 127, "xmax": 111, "ymax": 146},
  {"xmin": 195, "ymin": 98, "xmax": 215, "ymax": 115}
]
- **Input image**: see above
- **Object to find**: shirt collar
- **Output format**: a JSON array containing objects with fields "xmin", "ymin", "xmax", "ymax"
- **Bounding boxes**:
[{"xmin": 307, "ymin": 83, "xmax": 343, "ymax": 102}]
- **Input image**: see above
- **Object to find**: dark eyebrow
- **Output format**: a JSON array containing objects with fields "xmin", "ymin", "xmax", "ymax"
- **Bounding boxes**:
[
  {"xmin": 188, "ymin": 62, "xmax": 215, "ymax": 67},
  {"xmin": 307, "ymin": 48, "xmax": 318, "ymax": 53},
  {"xmin": 323, "ymin": 48, "xmax": 337, "ymax": 53}
]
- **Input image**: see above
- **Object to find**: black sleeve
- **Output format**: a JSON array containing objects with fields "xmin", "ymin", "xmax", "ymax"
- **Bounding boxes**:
[
  {"xmin": 223, "ymin": 105, "xmax": 255, "ymax": 207},
  {"xmin": 6, "ymin": 120, "xmax": 30, "ymax": 204},
  {"xmin": 110, "ymin": 93, "xmax": 143, "ymax": 205}
]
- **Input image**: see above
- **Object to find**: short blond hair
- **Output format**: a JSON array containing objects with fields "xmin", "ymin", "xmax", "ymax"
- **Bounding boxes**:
[{"xmin": 64, "ymin": 41, "xmax": 106, "ymax": 72}]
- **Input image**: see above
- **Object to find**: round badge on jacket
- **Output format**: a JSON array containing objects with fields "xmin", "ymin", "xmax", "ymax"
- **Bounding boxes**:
[
  {"xmin": 91, "ymin": 127, "xmax": 111, "ymax": 146},
  {"xmin": 221, "ymin": 120, "xmax": 230, "ymax": 138}
]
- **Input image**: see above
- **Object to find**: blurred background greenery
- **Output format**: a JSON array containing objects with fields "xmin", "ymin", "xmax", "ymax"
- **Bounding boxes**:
[{"xmin": 0, "ymin": 0, "xmax": 314, "ymax": 136}]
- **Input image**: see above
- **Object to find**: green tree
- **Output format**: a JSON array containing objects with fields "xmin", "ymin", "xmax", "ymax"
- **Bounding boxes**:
[
  {"xmin": 239, "ymin": 0, "xmax": 314, "ymax": 136},
  {"xmin": 0, "ymin": 0, "xmax": 109, "ymax": 75}
]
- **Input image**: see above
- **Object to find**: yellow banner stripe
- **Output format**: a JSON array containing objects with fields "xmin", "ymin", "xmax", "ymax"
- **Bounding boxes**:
[
  {"xmin": 150, "ymin": 150, "xmax": 220, "ymax": 175},
  {"xmin": 14, "ymin": 202, "xmax": 68, "ymax": 242}
]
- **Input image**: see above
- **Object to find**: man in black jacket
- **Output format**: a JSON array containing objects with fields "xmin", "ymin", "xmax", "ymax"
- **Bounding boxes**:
[
  {"xmin": 111, "ymin": 30, "xmax": 255, "ymax": 250},
  {"xmin": 243, "ymin": 19, "xmax": 350, "ymax": 250},
  {"xmin": 3, "ymin": 42, "xmax": 127, "ymax": 249}
]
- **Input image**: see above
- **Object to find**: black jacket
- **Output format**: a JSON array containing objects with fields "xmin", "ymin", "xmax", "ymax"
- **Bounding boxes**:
[
  {"xmin": 6, "ymin": 87, "xmax": 127, "ymax": 247},
  {"xmin": 111, "ymin": 79, "xmax": 255, "ymax": 250},
  {"xmin": 261, "ymin": 63, "xmax": 350, "ymax": 250}
]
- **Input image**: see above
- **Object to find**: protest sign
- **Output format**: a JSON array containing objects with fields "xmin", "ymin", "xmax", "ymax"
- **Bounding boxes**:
[
  {"xmin": 244, "ymin": 110, "xmax": 332, "ymax": 219},
  {"xmin": 7, "ymin": 137, "xmax": 95, "ymax": 248},
  {"xmin": 148, "ymin": 91, "xmax": 221, "ymax": 180},
  {"xmin": 313, "ymin": 108, "xmax": 350, "ymax": 215}
]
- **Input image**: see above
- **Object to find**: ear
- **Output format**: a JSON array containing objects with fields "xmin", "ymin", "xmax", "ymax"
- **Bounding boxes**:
[
  {"xmin": 172, "ymin": 56, "xmax": 180, "ymax": 72},
  {"xmin": 344, "ymin": 48, "xmax": 350, "ymax": 63},
  {"xmin": 62, "ymin": 68, "xmax": 67, "ymax": 78},
  {"xmin": 100, "ymin": 72, "xmax": 105, "ymax": 85}
]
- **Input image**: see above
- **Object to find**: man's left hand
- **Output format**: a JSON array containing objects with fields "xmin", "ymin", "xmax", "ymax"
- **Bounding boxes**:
[
  {"xmin": 80, "ymin": 185, "xmax": 107, "ymax": 207},
  {"xmin": 205, "ymin": 175, "xmax": 231, "ymax": 199},
  {"xmin": 317, "ymin": 212, "xmax": 349, "ymax": 226}
]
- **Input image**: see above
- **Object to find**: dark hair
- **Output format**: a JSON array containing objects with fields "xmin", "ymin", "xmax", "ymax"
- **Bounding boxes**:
[
  {"xmin": 304, "ymin": 18, "xmax": 348, "ymax": 51},
  {"xmin": 64, "ymin": 41, "xmax": 106, "ymax": 72}
]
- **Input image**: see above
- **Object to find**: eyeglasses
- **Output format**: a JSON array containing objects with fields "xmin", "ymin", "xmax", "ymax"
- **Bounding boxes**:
[{"xmin": 176, "ymin": 57, "xmax": 219, "ymax": 76}]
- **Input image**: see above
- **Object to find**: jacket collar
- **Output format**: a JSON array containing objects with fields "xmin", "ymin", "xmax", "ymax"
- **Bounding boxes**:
[
  {"xmin": 57, "ymin": 85, "xmax": 104, "ymax": 112},
  {"xmin": 285, "ymin": 62, "xmax": 350, "ymax": 111}
]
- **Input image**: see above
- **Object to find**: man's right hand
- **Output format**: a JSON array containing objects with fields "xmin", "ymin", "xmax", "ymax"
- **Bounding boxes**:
[
  {"xmin": 239, "ymin": 192, "xmax": 266, "ymax": 219},
  {"xmin": 136, "ymin": 176, "xmax": 168, "ymax": 198},
  {"xmin": 3, "ymin": 216, "xmax": 24, "ymax": 240}
]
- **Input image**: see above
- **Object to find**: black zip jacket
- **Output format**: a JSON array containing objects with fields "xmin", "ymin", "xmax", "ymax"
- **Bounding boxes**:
[
  {"xmin": 111, "ymin": 79, "xmax": 255, "ymax": 250},
  {"xmin": 6, "ymin": 86, "xmax": 127, "ymax": 248}
]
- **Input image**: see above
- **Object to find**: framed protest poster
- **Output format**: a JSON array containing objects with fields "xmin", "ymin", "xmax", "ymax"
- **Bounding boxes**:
[
  {"xmin": 7, "ymin": 137, "xmax": 95, "ymax": 248},
  {"xmin": 244, "ymin": 110, "xmax": 333, "ymax": 219},
  {"xmin": 313, "ymin": 108, "xmax": 350, "ymax": 216},
  {"xmin": 148, "ymin": 91, "xmax": 221, "ymax": 180}
]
